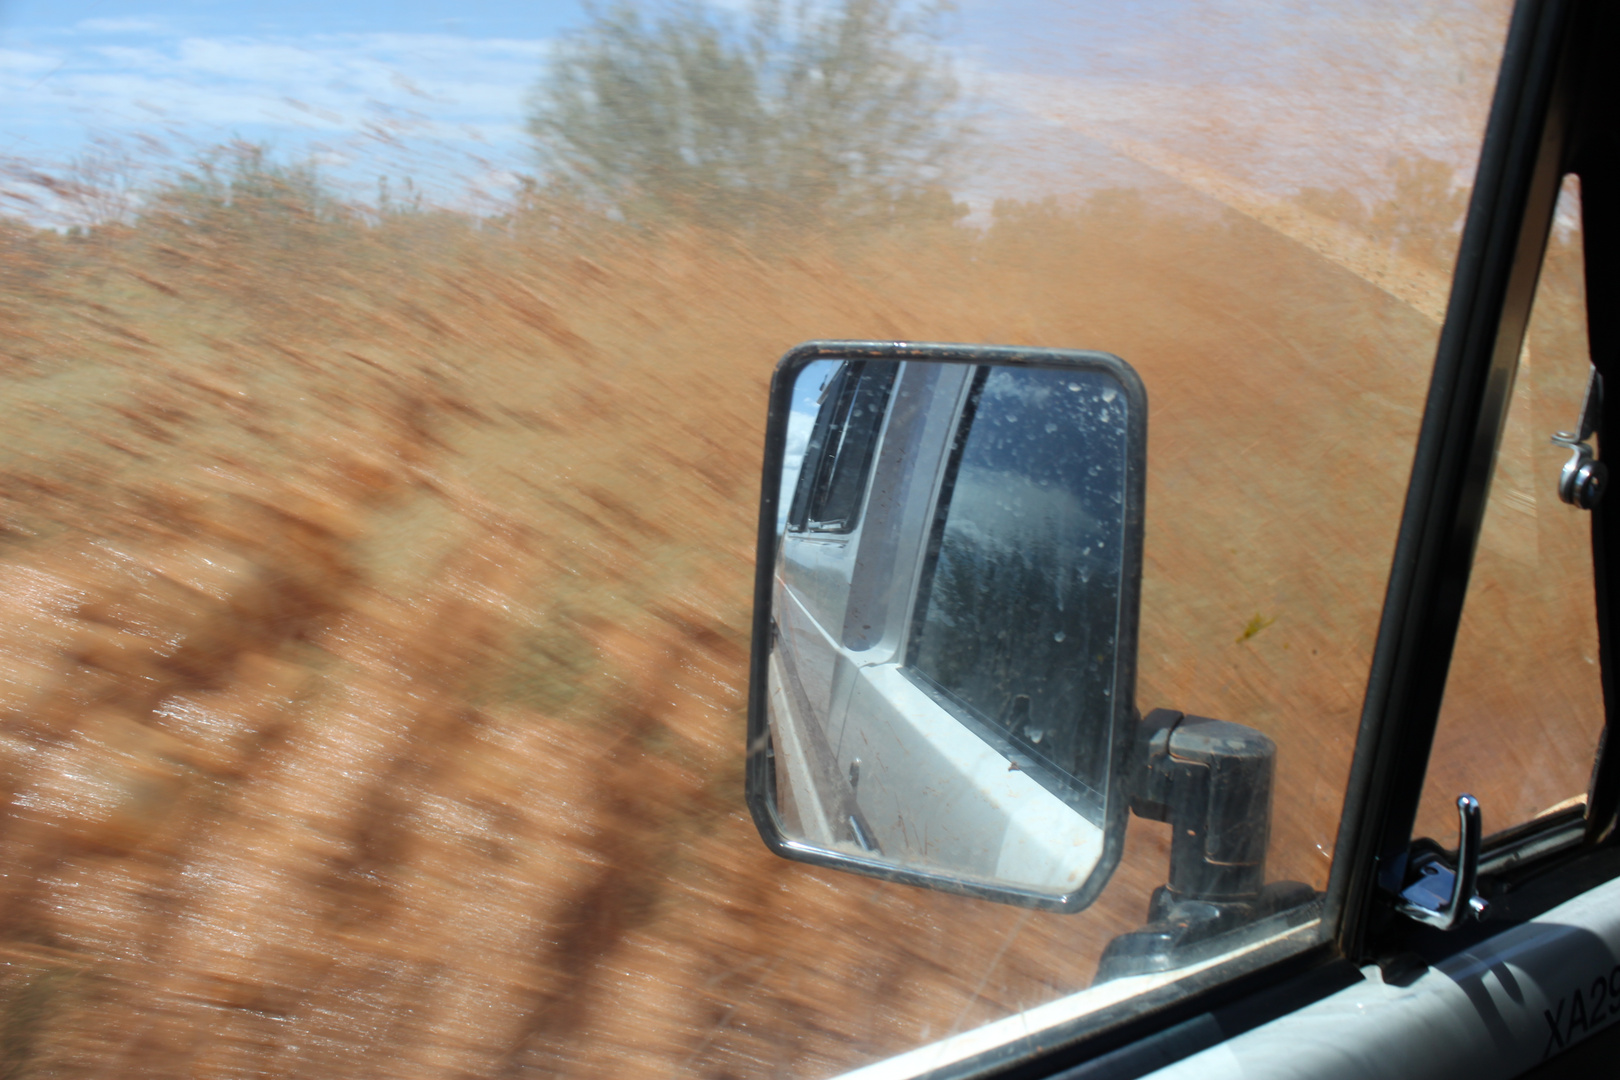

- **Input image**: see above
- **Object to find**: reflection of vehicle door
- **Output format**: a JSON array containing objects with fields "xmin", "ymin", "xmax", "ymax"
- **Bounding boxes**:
[
  {"xmin": 773, "ymin": 360, "xmax": 972, "ymax": 852},
  {"xmin": 834, "ymin": 364, "xmax": 1130, "ymax": 894},
  {"xmin": 775, "ymin": 361, "xmax": 898, "ymax": 745},
  {"xmin": 902, "ymin": 365, "xmax": 1130, "ymax": 806},
  {"xmin": 773, "ymin": 360, "xmax": 902, "ymax": 848}
]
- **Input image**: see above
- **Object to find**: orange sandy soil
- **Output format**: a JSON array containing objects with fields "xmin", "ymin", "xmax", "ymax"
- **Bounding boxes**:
[{"xmin": 0, "ymin": 193, "xmax": 1600, "ymax": 1077}]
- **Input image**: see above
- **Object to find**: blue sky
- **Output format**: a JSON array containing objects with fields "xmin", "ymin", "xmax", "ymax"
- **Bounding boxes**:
[
  {"xmin": 0, "ymin": 1, "xmax": 1512, "ymax": 221},
  {"xmin": 0, "ymin": 0, "xmax": 578, "ymax": 209}
]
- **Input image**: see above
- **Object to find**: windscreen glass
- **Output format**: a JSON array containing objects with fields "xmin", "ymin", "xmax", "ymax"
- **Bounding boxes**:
[
  {"xmin": 910, "ymin": 367, "xmax": 1127, "ymax": 807},
  {"xmin": 0, "ymin": 0, "xmax": 1518, "ymax": 1076}
]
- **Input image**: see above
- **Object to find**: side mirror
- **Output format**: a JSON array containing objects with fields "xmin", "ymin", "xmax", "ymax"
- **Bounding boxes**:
[{"xmin": 745, "ymin": 342, "xmax": 1147, "ymax": 911}]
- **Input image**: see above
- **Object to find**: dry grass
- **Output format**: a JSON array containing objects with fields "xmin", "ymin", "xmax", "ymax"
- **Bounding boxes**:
[{"xmin": 0, "ymin": 179, "xmax": 1598, "ymax": 1078}]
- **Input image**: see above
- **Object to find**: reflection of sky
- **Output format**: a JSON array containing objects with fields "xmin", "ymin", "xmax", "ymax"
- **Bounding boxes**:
[
  {"xmin": 1, "ymin": 0, "xmax": 1510, "ymax": 218},
  {"xmin": 778, "ymin": 359, "xmax": 839, "ymax": 533}
]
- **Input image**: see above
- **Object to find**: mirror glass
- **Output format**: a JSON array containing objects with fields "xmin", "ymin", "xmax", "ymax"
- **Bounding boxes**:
[{"xmin": 752, "ymin": 344, "xmax": 1145, "ymax": 910}]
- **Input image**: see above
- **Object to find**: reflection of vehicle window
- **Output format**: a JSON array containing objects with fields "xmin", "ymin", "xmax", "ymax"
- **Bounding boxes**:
[
  {"xmin": 787, "ymin": 361, "xmax": 897, "ymax": 533},
  {"xmin": 908, "ymin": 366, "xmax": 1128, "ymax": 807}
]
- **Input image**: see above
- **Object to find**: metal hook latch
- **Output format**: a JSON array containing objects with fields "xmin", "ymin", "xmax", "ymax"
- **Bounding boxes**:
[
  {"xmin": 1397, "ymin": 794, "xmax": 1489, "ymax": 930},
  {"xmin": 1552, "ymin": 365, "xmax": 1605, "ymax": 509}
]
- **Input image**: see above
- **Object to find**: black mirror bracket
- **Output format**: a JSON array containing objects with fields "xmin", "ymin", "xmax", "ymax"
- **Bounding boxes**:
[{"xmin": 1095, "ymin": 709, "xmax": 1317, "ymax": 982}]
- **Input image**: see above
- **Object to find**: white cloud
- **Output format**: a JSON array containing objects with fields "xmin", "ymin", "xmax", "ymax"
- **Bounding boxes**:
[
  {"xmin": 75, "ymin": 17, "xmax": 167, "ymax": 34},
  {"xmin": 90, "ymin": 44, "xmax": 172, "ymax": 67},
  {"xmin": 0, "ymin": 29, "xmax": 554, "ymax": 208},
  {"xmin": 0, "ymin": 48, "xmax": 59, "ymax": 77}
]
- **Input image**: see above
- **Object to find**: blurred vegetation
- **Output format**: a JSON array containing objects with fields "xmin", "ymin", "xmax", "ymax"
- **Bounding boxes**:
[
  {"xmin": 142, "ymin": 143, "xmax": 344, "ymax": 238},
  {"xmin": 525, "ymin": 0, "xmax": 967, "ymax": 234}
]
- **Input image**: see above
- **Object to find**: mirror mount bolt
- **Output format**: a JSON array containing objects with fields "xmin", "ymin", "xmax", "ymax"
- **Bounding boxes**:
[{"xmin": 1097, "ymin": 709, "xmax": 1317, "ymax": 982}]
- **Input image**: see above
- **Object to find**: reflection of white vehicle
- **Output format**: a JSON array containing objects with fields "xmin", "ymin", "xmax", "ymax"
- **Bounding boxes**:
[{"xmin": 767, "ymin": 352, "xmax": 1144, "ymax": 907}]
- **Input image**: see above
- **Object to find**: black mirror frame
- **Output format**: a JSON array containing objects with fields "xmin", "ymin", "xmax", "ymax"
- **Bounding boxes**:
[{"xmin": 745, "ymin": 340, "xmax": 1149, "ymax": 912}]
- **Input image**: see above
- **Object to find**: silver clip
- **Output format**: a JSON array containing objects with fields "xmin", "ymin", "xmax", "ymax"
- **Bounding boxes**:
[
  {"xmin": 1552, "ymin": 366, "xmax": 1605, "ymax": 509},
  {"xmin": 1397, "ymin": 794, "xmax": 1489, "ymax": 930}
]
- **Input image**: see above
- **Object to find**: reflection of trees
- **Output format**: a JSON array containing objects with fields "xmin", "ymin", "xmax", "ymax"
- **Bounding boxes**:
[
  {"xmin": 1370, "ymin": 157, "xmax": 1472, "ymax": 269},
  {"xmin": 915, "ymin": 528, "xmax": 1117, "ymax": 792},
  {"xmin": 1295, "ymin": 154, "xmax": 1471, "ymax": 270}
]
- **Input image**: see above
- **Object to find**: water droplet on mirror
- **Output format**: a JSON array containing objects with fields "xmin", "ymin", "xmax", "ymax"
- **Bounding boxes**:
[
  {"xmin": 1053, "ymin": 630, "xmax": 1066, "ymax": 643},
  {"xmin": 1102, "ymin": 388, "xmax": 1117, "ymax": 402},
  {"xmin": 1068, "ymin": 382, "xmax": 1081, "ymax": 392},
  {"xmin": 1028, "ymin": 729, "xmax": 1044, "ymax": 743},
  {"xmin": 1045, "ymin": 422, "xmax": 1057, "ymax": 433}
]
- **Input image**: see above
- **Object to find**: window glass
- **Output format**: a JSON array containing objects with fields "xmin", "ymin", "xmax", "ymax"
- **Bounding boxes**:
[
  {"xmin": 909, "ymin": 366, "xmax": 1127, "ymax": 808},
  {"xmin": 790, "ymin": 360, "xmax": 898, "ymax": 532},
  {"xmin": 0, "ymin": 0, "xmax": 1516, "ymax": 1077},
  {"xmin": 1418, "ymin": 176, "xmax": 1604, "ymax": 844},
  {"xmin": 788, "ymin": 362, "xmax": 854, "ymax": 529}
]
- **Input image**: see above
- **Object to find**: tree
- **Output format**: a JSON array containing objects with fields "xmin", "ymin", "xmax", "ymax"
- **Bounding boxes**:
[
  {"xmin": 144, "ymin": 143, "xmax": 338, "ymax": 236},
  {"xmin": 64, "ymin": 138, "xmax": 145, "ymax": 230},
  {"xmin": 526, "ymin": 0, "xmax": 965, "ymax": 234}
]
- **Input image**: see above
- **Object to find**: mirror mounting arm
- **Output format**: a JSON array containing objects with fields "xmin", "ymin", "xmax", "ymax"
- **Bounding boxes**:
[
  {"xmin": 1096, "ymin": 709, "xmax": 1317, "ymax": 982},
  {"xmin": 1128, "ymin": 709, "xmax": 1275, "ymax": 900}
]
